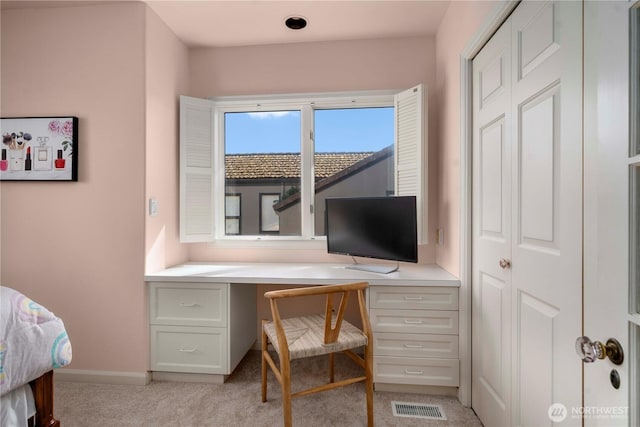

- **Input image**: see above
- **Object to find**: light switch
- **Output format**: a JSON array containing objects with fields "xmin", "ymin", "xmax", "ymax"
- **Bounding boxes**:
[{"xmin": 149, "ymin": 198, "xmax": 159, "ymax": 217}]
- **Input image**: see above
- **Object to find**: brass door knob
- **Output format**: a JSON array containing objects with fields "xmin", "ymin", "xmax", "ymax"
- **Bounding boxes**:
[{"xmin": 499, "ymin": 258, "xmax": 511, "ymax": 269}]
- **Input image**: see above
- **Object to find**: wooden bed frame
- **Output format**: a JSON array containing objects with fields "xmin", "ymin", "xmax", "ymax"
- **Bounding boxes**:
[{"xmin": 28, "ymin": 371, "xmax": 60, "ymax": 427}]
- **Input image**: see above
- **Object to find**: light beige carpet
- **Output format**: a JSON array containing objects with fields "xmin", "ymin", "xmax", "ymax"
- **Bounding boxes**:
[{"xmin": 54, "ymin": 351, "xmax": 482, "ymax": 426}]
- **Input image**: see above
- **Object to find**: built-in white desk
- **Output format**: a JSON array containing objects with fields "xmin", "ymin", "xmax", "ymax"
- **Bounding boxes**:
[
  {"xmin": 145, "ymin": 262, "xmax": 460, "ymax": 391},
  {"xmin": 144, "ymin": 262, "xmax": 459, "ymax": 286}
]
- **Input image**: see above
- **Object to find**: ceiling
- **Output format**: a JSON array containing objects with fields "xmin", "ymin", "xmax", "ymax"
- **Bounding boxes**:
[
  {"xmin": 1, "ymin": 0, "xmax": 451, "ymax": 48},
  {"xmin": 145, "ymin": 0, "xmax": 450, "ymax": 48}
]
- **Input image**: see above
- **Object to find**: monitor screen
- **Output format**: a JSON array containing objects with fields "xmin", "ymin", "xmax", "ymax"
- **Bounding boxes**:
[{"xmin": 325, "ymin": 196, "xmax": 418, "ymax": 263}]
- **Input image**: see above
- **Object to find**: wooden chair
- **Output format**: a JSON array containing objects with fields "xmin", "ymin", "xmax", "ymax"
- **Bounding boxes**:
[{"xmin": 261, "ymin": 282, "xmax": 373, "ymax": 427}]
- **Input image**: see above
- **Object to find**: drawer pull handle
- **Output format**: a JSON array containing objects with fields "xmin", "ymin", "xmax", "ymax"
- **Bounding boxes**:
[
  {"xmin": 405, "ymin": 369, "xmax": 424, "ymax": 375},
  {"xmin": 404, "ymin": 296, "xmax": 423, "ymax": 301},
  {"xmin": 404, "ymin": 319, "xmax": 423, "ymax": 324},
  {"xmin": 404, "ymin": 344, "xmax": 423, "ymax": 349},
  {"xmin": 179, "ymin": 302, "xmax": 198, "ymax": 307},
  {"xmin": 178, "ymin": 347, "xmax": 197, "ymax": 353}
]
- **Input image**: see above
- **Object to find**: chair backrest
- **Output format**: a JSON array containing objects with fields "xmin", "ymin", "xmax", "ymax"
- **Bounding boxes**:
[{"xmin": 264, "ymin": 282, "xmax": 371, "ymax": 347}]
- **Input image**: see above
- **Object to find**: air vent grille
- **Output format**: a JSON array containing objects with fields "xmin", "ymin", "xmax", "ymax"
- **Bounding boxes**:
[{"xmin": 391, "ymin": 401, "xmax": 447, "ymax": 420}]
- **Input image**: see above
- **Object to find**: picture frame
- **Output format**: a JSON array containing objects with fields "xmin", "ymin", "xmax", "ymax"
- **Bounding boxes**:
[{"xmin": 1, "ymin": 116, "xmax": 78, "ymax": 181}]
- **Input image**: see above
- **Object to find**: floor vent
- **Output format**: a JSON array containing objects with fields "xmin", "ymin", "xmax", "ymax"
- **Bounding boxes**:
[{"xmin": 391, "ymin": 401, "xmax": 447, "ymax": 420}]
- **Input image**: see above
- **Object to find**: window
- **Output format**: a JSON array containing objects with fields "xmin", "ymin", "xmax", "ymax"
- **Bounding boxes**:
[
  {"xmin": 179, "ymin": 86, "xmax": 425, "ymax": 244},
  {"xmin": 225, "ymin": 110, "xmax": 301, "ymax": 236},
  {"xmin": 313, "ymin": 107, "xmax": 395, "ymax": 236},
  {"xmin": 225, "ymin": 194, "xmax": 241, "ymax": 235},
  {"xmin": 260, "ymin": 193, "xmax": 281, "ymax": 233}
]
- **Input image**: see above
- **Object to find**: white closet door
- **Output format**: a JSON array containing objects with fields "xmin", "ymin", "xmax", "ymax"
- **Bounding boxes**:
[
  {"xmin": 510, "ymin": 2, "xmax": 583, "ymax": 424},
  {"xmin": 472, "ymin": 1, "xmax": 583, "ymax": 425},
  {"xmin": 471, "ymin": 18, "xmax": 512, "ymax": 427}
]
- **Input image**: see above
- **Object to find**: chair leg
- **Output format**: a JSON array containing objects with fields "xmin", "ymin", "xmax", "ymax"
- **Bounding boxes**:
[
  {"xmin": 261, "ymin": 321, "xmax": 268, "ymax": 403},
  {"xmin": 281, "ymin": 357, "xmax": 292, "ymax": 427},
  {"xmin": 365, "ymin": 345, "xmax": 374, "ymax": 427},
  {"xmin": 329, "ymin": 352, "xmax": 335, "ymax": 383}
]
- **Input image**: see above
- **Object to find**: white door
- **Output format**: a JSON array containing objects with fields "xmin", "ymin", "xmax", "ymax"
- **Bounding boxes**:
[
  {"xmin": 471, "ymin": 18, "xmax": 512, "ymax": 427},
  {"xmin": 472, "ymin": 1, "xmax": 583, "ymax": 425},
  {"xmin": 582, "ymin": 1, "xmax": 637, "ymax": 425}
]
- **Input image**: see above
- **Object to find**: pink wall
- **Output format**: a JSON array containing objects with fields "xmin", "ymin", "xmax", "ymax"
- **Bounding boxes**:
[
  {"xmin": 1, "ymin": 2, "xmax": 148, "ymax": 373},
  {"xmin": 144, "ymin": 7, "xmax": 190, "ymax": 275},
  {"xmin": 434, "ymin": 1, "xmax": 497, "ymax": 275},
  {"xmin": 0, "ymin": 0, "xmax": 497, "ymax": 376},
  {"xmin": 188, "ymin": 36, "xmax": 437, "ymax": 265}
]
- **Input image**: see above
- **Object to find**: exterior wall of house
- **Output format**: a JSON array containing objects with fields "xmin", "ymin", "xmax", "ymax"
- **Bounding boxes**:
[
  {"xmin": 311, "ymin": 158, "xmax": 394, "ymax": 235},
  {"xmin": 225, "ymin": 155, "xmax": 392, "ymax": 236},
  {"xmin": 226, "ymin": 182, "xmax": 292, "ymax": 235}
]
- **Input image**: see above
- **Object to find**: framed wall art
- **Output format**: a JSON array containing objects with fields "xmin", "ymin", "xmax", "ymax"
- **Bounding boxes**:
[{"xmin": 1, "ymin": 116, "xmax": 78, "ymax": 181}]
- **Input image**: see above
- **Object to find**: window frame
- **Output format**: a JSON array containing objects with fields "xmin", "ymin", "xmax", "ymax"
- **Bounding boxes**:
[
  {"xmin": 179, "ymin": 86, "xmax": 426, "ymax": 246},
  {"xmin": 213, "ymin": 91, "xmax": 398, "ymax": 242}
]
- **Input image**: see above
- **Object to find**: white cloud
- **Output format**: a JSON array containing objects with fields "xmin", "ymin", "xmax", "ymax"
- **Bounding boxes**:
[{"xmin": 247, "ymin": 111, "xmax": 293, "ymax": 119}]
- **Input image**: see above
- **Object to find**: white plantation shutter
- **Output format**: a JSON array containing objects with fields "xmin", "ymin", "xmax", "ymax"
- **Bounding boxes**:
[
  {"xmin": 395, "ymin": 84, "xmax": 426, "ymax": 244},
  {"xmin": 180, "ymin": 96, "xmax": 215, "ymax": 242}
]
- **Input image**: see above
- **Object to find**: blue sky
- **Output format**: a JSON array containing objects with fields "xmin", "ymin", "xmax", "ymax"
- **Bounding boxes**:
[{"xmin": 225, "ymin": 107, "xmax": 394, "ymax": 154}]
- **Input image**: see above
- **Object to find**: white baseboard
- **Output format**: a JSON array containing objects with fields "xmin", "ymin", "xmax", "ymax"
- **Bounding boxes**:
[
  {"xmin": 54, "ymin": 368, "xmax": 151, "ymax": 386},
  {"xmin": 151, "ymin": 371, "xmax": 227, "ymax": 384},
  {"xmin": 374, "ymin": 383, "xmax": 458, "ymax": 396}
]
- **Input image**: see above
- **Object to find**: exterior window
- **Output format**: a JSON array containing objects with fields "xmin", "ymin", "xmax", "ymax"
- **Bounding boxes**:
[
  {"xmin": 222, "ymin": 107, "xmax": 395, "ymax": 238},
  {"xmin": 179, "ymin": 85, "xmax": 425, "ymax": 243},
  {"xmin": 224, "ymin": 110, "xmax": 301, "ymax": 236},
  {"xmin": 260, "ymin": 193, "xmax": 281, "ymax": 233},
  {"xmin": 312, "ymin": 107, "xmax": 395, "ymax": 236},
  {"xmin": 225, "ymin": 194, "xmax": 241, "ymax": 235}
]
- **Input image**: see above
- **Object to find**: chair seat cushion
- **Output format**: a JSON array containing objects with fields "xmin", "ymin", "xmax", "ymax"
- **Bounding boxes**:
[{"xmin": 263, "ymin": 314, "xmax": 368, "ymax": 360}]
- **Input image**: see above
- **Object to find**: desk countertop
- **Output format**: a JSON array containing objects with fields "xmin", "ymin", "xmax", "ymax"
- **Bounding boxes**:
[{"xmin": 145, "ymin": 262, "xmax": 460, "ymax": 287}]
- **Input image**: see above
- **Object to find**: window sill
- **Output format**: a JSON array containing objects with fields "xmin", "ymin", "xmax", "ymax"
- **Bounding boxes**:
[{"xmin": 207, "ymin": 236, "xmax": 327, "ymax": 250}]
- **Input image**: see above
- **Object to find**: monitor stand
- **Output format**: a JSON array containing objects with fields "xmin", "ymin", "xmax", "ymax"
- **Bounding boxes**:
[{"xmin": 346, "ymin": 257, "xmax": 399, "ymax": 274}]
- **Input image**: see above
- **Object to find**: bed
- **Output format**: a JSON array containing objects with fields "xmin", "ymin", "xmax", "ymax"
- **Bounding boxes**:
[{"xmin": 1, "ymin": 286, "xmax": 72, "ymax": 427}]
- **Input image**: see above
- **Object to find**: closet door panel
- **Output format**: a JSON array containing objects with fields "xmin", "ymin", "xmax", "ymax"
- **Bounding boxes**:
[
  {"xmin": 511, "ymin": 1, "xmax": 583, "ymax": 425},
  {"xmin": 472, "ymin": 18, "xmax": 512, "ymax": 427}
]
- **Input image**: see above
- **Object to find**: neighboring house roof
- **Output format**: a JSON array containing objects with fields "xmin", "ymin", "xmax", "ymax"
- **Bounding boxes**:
[
  {"xmin": 274, "ymin": 144, "xmax": 394, "ymax": 211},
  {"xmin": 225, "ymin": 152, "xmax": 374, "ymax": 180}
]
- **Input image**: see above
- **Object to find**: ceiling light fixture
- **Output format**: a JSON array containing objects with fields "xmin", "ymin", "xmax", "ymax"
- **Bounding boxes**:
[{"xmin": 285, "ymin": 15, "xmax": 308, "ymax": 30}]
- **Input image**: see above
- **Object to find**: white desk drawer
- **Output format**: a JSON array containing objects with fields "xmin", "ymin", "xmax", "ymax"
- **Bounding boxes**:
[
  {"xmin": 150, "ymin": 282, "xmax": 227, "ymax": 327},
  {"xmin": 373, "ymin": 332, "xmax": 459, "ymax": 359},
  {"xmin": 150, "ymin": 325, "xmax": 227, "ymax": 374},
  {"xmin": 374, "ymin": 356, "xmax": 459, "ymax": 387},
  {"xmin": 370, "ymin": 309, "xmax": 458, "ymax": 335},
  {"xmin": 369, "ymin": 286, "xmax": 458, "ymax": 310}
]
